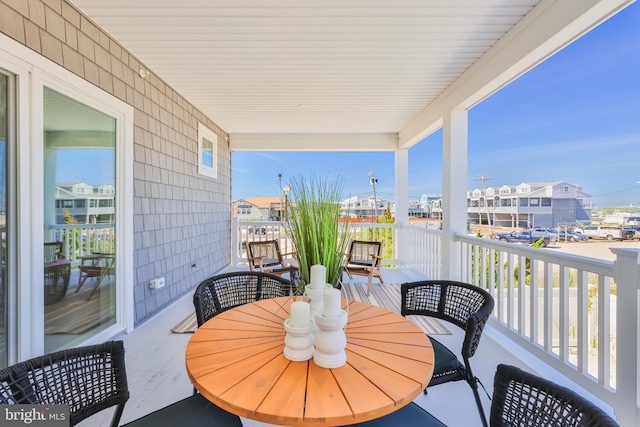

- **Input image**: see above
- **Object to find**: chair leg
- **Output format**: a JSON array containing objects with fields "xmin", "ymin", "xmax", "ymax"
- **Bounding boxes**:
[
  {"xmin": 469, "ymin": 378, "xmax": 489, "ymax": 427},
  {"xmin": 367, "ymin": 273, "xmax": 373, "ymax": 296}
]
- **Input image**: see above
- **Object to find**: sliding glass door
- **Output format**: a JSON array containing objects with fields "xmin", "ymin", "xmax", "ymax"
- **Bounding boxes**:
[
  {"xmin": 0, "ymin": 72, "xmax": 8, "ymax": 367},
  {"xmin": 43, "ymin": 87, "xmax": 117, "ymax": 353}
]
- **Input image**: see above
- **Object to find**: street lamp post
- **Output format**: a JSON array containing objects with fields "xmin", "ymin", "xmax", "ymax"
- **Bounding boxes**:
[
  {"xmin": 368, "ymin": 171, "xmax": 378, "ymax": 219},
  {"xmin": 278, "ymin": 173, "xmax": 283, "ymax": 220}
]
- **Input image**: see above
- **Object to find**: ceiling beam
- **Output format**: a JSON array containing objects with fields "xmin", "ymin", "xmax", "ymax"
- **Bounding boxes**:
[{"xmin": 229, "ymin": 133, "xmax": 398, "ymax": 151}]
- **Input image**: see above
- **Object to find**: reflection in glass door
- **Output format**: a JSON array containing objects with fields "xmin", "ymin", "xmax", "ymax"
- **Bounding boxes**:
[
  {"xmin": 0, "ymin": 72, "xmax": 8, "ymax": 367},
  {"xmin": 43, "ymin": 87, "xmax": 117, "ymax": 353}
]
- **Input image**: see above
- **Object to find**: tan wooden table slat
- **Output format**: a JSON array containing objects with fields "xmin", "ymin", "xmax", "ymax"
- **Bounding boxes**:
[{"xmin": 186, "ymin": 297, "xmax": 434, "ymax": 426}]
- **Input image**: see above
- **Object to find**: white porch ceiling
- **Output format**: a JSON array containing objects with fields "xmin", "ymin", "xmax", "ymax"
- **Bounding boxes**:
[{"xmin": 69, "ymin": 0, "xmax": 630, "ymax": 149}]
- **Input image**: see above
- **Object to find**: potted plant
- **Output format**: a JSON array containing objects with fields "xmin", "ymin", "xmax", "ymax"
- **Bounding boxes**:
[{"xmin": 284, "ymin": 174, "xmax": 350, "ymax": 289}]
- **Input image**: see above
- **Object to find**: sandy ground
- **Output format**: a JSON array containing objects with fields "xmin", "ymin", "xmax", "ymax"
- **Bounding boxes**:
[{"xmin": 548, "ymin": 239, "xmax": 640, "ymax": 262}]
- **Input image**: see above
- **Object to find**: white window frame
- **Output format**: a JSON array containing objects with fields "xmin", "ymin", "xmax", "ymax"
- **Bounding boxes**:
[
  {"xmin": 198, "ymin": 123, "xmax": 218, "ymax": 178},
  {"xmin": 1, "ymin": 33, "xmax": 134, "ymax": 359}
]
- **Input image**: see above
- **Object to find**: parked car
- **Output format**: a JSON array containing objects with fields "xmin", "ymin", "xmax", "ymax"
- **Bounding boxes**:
[
  {"xmin": 532, "ymin": 227, "xmax": 557, "ymax": 235},
  {"xmin": 622, "ymin": 226, "xmax": 640, "ymax": 240},
  {"xmin": 558, "ymin": 230, "xmax": 588, "ymax": 242},
  {"xmin": 496, "ymin": 230, "xmax": 556, "ymax": 247},
  {"xmin": 247, "ymin": 225, "xmax": 267, "ymax": 235},
  {"xmin": 582, "ymin": 225, "xmax": 627, "ymax": 240}
]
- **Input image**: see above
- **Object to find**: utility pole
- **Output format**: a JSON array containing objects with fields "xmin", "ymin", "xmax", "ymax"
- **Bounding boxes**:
[
  {"xmin": 368, "ymin": 171, "xmax": 378, "ymax": 220},
  {"xmin": 474, "ymin": 173, "xmax": 493, "ymax": 236},
  {"xmin": 278, "ymin": 173, "xmax": 283, "ymax": 221}
]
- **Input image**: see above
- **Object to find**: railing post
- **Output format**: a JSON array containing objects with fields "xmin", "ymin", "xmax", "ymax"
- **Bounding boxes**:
[
  {"xmin": 612, "ymin": 248, "xmax": 640, "ymax": 425},
  {"xmin": 394, "ymin": 223, "xmax": 404, "ymax": 267},
  {"xmin": 231, "ymin": 217, "xmax": 239, "ymax": 267}
]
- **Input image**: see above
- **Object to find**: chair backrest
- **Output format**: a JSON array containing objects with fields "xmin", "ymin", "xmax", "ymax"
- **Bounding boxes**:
[
  {"xmin": 346, "ymin": 240, "xmax": 382, "ymax": 267},
  {"xmin": 193, "ymin": 271, "xmax": 292, "ymax": 326},
  {"xmin": 246, "ymin": 240, "xmax": 285, "ymax": 269},
  {"xmin": 0, "ymin": 340, "xmax": 129, "ymax": 427},
  {"xmin": 44, "ymin": 242, "xmax": 64, "ymax": 263},
  {"xmin": 490, "ymin": 364, "xmax": 619, "ymax": 427},
  {"xmin": 401, "ymin": 280, "xmax": 494, "ymax": 360}
]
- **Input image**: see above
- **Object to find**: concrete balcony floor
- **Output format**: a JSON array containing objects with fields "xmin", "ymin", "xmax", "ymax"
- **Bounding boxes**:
[{"xmin": 78, "ymin": 268, "xmax": 541, "ymax": 427}]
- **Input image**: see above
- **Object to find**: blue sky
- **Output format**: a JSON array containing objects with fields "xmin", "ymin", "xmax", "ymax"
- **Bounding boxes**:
[{"xmin": 233, "ymin": 3, "xmax": 640, "ymax": 208}]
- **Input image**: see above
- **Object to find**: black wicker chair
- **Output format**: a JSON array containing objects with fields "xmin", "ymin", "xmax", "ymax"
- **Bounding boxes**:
[
  {"xmin": 0, "ymin": 340, "xmax": 242, "ymax": 427},
  {"xmin": 43, "ymin": 241, "xmax": 71, "ymax": 304},
  {"xmin": 490, "ymin": 364, "xmax": 619, "ymax": 426},
  {"xmin": 121, "ymin": 393, "xmax": 242, "ymax": 427},
  {"xmin": 0, "ymin": 341, "xmax": 129, "ymax": 427},
  {"xmin": 341, "ymin": 402, "xmax": 447, "ymax": 426},
  {"xmin": 401, "ymin": 280, "xmax": 495, "ymax": 427},
  {"xmin": 193, "ymin": 271, "xmax": 292, "ymax": 327}
]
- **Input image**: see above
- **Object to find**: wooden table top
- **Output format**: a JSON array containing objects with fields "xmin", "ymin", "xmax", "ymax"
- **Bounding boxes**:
[{"xmin": 185, "ymin": 297, "xmax": 434, "ymax": 426}]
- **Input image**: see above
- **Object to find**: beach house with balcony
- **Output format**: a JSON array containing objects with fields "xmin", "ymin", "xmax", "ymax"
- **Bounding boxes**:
[{"xmin": 467, "ymin": 181, "xmax": 593, "ymax": 229}]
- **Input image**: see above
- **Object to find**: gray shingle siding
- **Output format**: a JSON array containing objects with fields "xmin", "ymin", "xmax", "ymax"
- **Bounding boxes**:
[{"xmin": 1, "ymin": 0, "xmax": 232, "ymax": 325}]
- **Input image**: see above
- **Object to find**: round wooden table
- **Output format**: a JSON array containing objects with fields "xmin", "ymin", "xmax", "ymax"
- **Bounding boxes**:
[{"xmin": 185, "ymin": 297, "xmax": 434, "ymax": 426}]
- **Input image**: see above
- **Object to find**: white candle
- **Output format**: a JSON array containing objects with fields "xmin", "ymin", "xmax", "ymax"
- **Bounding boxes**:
[
  {"xmin": 322, "ymin": 288, "xmax": 342, "ymax": 318},
  {"xmin": 289, "ymin": 301, "xmax": 311, "ymax": 328},
  {"xmin": 310, "ymin": 264, "xmax": 326, "ymax": 290}
]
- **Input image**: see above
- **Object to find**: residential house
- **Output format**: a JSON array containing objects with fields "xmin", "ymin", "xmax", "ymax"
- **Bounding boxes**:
[
  {"xmin": 55, "ymin": 182, "xmax": 115, "ymax": 224},
  {"xmin": 1, "ymin": 1, "xmax": 638, "ymax": 425},
  {"xmin": 241, "ymin": 197, "xmax": 284, "ymax": 221},
  {"xmin": 231, "ymin": 199, "xmax": 263, "ymax": 221},
  {"xmin": 467, "ymin": 181, "xmax": 592, "ymax": 229},
  {"xmin": 341, "ymin": 194, "xmax": 390, "ymax": 218}
]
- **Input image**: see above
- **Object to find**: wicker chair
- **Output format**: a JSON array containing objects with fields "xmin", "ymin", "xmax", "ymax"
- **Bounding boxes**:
[
  {"xmin": 193, "ymin": 271, "xmax": 292, "ymax": 327},
  {"xmin": 401, "ymin": 280, "xmax": 495, "ymax": 427},
  {"xmin": 490, "ymin": 364, "xmax": 619, "ymax": 426},
  {"xmin": 0, "ymin": 340, "xmax": 242, "ymax": 427},
  {"xmin": 43, "ymin": 241, "xmax": 71, "ymax": 304},
  {"xmin": 0, "ymin": 341, "xmax": 129, "ymax": 427},
  {"xmin": 340, "ymin": 402, "xmax": 447, "ymax": 426},
  {"xmin": 343, "ymin": 240, "xmax": 384, "ymax": 296},
  {"xmin": 246, "ymin": 239, "xmax": 301, "ymax": 287}
]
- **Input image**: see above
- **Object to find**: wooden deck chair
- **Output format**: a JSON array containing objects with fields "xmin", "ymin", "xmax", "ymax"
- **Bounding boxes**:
[
  {"xmin": 245, "ymin": 239, "xmax": 300, "ymax": 287},
  {"xmin": 343, "ymin": 240, "xmax": 384, "ymax": 296}
]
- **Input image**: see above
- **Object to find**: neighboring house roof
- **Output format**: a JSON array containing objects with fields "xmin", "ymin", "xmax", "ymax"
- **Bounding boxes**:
[
  {"xmin": 468, "ymin": 181, "xmax": 591, "ymax": 198},
  {"xmin": 244, "ymin": 197, "xmax": 281, "ymax": 209}
]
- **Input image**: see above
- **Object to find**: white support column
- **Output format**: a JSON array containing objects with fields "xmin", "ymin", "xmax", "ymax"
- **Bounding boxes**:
[
  {"xmin": 441, "ymin": 109, "xmax": 468, "ymax": 280},
  {"xmin": 231, "ymin": 217, "xmax": 239, "ymax": 267},
  {"xmin": 611, "ymin": 248, "xmax": 640, "ymax": 426},
  {"xmin": 394, "ymin": 148, "xmax": 409, "ymax": 267}
]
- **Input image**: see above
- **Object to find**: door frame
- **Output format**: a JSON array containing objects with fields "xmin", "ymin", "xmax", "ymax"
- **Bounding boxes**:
[{"xmin": 0, "ymin": 33, "xmax": 134, "ymax": 361}]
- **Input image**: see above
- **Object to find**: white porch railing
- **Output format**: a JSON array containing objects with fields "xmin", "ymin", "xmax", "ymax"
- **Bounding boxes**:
[
  {"xmin": 456, "ymin": 234, "xmax": 638, "ymax": 425},
  {"xmin": 231, "ymin": 219, "xmax": 640, "ymax": 423},
  {"xmin": 47, "ymin": 224, "xmax": 115, "ymax": 265},
  {"xmin": 231, "ymin": 219, "xmax": 398, "ymax": 266}
]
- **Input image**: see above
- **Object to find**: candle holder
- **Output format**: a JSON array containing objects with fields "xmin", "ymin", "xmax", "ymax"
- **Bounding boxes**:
[
  {"xmin": 283, "ymin": 318, "xmax": 315, "ymax": 362},
  {"xmin": 304, "ymin": 283, "xmax": 332, "ymax": 319},
  {"xmin": 313, "ymin": 310, "xmax": 348, "ymax": 369}
]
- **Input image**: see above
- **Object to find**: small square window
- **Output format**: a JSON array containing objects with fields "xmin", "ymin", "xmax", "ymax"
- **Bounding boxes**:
[{"xmin": 198, "ymin": 123, "xmax": 218, "ymax": 178}]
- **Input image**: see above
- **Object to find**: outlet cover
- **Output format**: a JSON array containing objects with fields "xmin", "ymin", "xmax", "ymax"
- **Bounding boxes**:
[{"xmin": 150, "ymin": 277, "xmax": 165, "ymax": 289}]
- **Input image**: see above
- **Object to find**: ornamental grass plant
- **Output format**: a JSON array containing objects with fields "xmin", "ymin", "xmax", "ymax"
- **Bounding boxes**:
[{"xmin": 285, "ymin": 174, "xmax": 350, "ymax": 289}]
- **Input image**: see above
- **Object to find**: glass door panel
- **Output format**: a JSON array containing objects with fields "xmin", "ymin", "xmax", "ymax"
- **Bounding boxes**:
[
  {"xmin": 0, "ymin": 72, "xmax": 8, "ymax": 366},
  {"xmin": 43, "ymin": 87, "xmax": 116, "ymax": 353}
]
